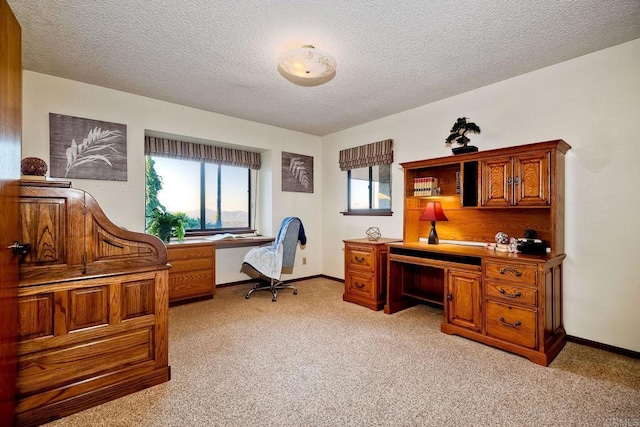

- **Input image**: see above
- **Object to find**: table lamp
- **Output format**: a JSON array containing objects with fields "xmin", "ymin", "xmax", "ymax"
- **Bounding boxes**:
[{"xmin": 419, "ymin": 201, "xmax": 448, "ymax": 244}]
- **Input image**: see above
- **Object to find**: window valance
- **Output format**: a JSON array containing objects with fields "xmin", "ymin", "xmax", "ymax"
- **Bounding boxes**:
[
  {"xmin": 144, "ymin": 136, "xmax": 261, "ymax": 170},
  {"xmin": 339, "ymin": 139, "xmax": 393, "ymax": 171}
]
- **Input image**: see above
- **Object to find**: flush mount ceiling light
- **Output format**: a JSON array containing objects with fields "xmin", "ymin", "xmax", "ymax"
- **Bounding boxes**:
[{"xmin": 278, "ymin": 45, "xmax": 337, "ymax": 87}]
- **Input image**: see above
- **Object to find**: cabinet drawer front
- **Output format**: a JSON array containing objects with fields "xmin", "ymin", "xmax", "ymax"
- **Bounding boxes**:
[
  {"xmin": 169, "ymin": 271, "xmax": 214, "ymax": 301},
  {"xmin": 345, "ymin": 272, "xmax": 374, "ymax": 299},
  {"xmin": 486, "ymin": 302, "xmax": 537, "ymax": 349},
  {"xmin": 346, "ymin": 246, "xmax": 375, "ymax": 271},
  {"xmin": 169, "ymin": 258, "xmax": 213, "ymax": 273},
  {"xmin": 485, "ymin": 262, "xmax": 537, "ymax": 286},
  {"xmin": 167, "ymin": 245, "xmax": 213, "ymax": 262},
  {"xmin": 17, "ymin": 328, "xmax": 153, "ymax": 395},
  {"xmin": 486, "ymin": 282, "xmax": 537, "ymax": 307}
]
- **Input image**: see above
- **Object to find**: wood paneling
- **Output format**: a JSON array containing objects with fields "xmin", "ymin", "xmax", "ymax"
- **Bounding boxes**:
[
  {"xmin": 20, "ymin": 198, "xmax": 66, "ymax": 266},
  {"xmin": 93, "ymin": 225, "xmax": 156, "ymax": 261},
  {"xmin": 122, "ymin": 280, "xmax": 155, "ymax": 320},
  {"xmin": 17, "ymin": 295, "xmax": 53, "ymax": 340},
  {"xmin": 69, "ymin": 286, "xmax": 109, "ymax": 331}
]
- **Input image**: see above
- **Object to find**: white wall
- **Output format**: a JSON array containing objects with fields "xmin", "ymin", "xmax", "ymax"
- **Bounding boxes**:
[
  {"xmin": 321, "ymin": 39, "xmax": 640, "ymax": 352},
  {"xmin": 21, "ymin": 71, "xmax": 322, "ymax": 283}
]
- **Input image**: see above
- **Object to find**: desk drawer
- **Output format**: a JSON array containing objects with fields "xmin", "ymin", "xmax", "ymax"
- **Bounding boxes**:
[
  {"xmin": 485, "ymin": 262, "xmax": 537, "ymax": 286},
  {"xmin": 345, "ymin": 271, "xmax": 374, "ymax": 299},
  {"xmin": 169, "ymin": 271, "xmax": 214, "ymax": 301},
  {"xmin": 169, "ymin": 258, "xmax": 213, "ymax": 274},
  {"xmin": 345, "ymin": 245, "xmax": 375, "ymax": 272},
  {"xmin": 486, "ymin": 301, "xmax": 537, "ymax": 349},
  {"xmin": 486, "ymin": 282, "xmax": 537, "ymax": 307},
  {"xmin": 167, "ymin": 244, "xmax": 213, "ymax": 262}
]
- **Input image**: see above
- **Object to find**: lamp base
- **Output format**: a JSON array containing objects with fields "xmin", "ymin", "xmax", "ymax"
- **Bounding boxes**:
[{"xmin": 428, "ymin": 221, "xmax": 439, "ymax": 244}]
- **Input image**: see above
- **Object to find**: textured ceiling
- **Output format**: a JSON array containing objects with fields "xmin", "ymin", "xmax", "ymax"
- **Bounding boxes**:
[{"xmin": 8, "ymin": 0, "xmax": 640, "ymax": 136}]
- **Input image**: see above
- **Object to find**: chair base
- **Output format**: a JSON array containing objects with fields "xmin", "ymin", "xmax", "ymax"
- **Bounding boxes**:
[{"xmin": 245, "ymin": 278, "xmax": 298, "ymax": 302}]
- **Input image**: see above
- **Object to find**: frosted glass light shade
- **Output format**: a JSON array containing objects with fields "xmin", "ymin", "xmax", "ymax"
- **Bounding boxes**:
[{"xmin": 278, "ymin": 45, "xmax": 337, "ymax": 86}]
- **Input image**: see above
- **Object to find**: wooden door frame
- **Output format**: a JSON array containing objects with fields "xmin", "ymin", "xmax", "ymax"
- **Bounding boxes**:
[{"xmin": 0, "ymin": 0, "xmax": 22, "ymax": 424}]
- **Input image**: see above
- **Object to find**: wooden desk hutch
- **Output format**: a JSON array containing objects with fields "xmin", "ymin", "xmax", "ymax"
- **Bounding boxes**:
[{"xmin": 387, "ymin": 140, "xmax": 570, "ymax": 366}]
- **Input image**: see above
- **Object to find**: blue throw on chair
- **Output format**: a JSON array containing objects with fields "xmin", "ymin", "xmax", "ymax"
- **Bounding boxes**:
[{"xmin": 242, "ymin": 217, "xmax": 306, "ymax": 301}]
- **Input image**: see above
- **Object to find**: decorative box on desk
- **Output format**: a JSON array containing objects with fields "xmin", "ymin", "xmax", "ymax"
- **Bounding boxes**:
[
  {"xmin": 166, "ymin": 240, "xmax": 215, "ymax": 305},
  {"xmin": 343, "ymin": 238, "xmax": 400, "ymax": 310}
]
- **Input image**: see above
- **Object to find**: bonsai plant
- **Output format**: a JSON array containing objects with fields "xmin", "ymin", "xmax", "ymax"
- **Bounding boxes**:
[
  {"xmin": 445, "ymin": 117, "xmax": 481, "ymax": 154},
  {"xmin": 146, "ymin": 207, "xmax": 188, "ymax": 243}
]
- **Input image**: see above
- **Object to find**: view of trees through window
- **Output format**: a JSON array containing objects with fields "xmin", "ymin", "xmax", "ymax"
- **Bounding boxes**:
[{"xmin": 145, "ymin": 156, "xmax": 250, "ymax": 232}]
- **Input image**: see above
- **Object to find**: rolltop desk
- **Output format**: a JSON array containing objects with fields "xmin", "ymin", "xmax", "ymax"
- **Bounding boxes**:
[{"xmin": 16, "ymin": 180, "xmax": 170, "ymax": 426}]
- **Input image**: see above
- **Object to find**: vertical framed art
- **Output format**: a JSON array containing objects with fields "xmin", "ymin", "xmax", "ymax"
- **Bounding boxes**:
[{"xmin": 282, "ymin": 151, "xmax": 313, "ymax": 193}]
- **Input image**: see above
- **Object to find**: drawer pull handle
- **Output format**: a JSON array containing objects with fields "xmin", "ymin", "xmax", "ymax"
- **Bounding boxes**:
[
  {"xmin": 354, "ymin": 256, "xmax": 365, "ymax": 263},
  {"xmin": 499, "ymin": 317, "xmax": 521, "ymax": 328},
  {"xmin": 499, "ymin": 288, "xmax": 522, "ymax": 298},
  {"xmin": 499, "ymin": 268, "xmax": 522, "ymax": 277},
  {"xmin": 354, "ymin": 282, "xmax": 365, "ymax": 289}
]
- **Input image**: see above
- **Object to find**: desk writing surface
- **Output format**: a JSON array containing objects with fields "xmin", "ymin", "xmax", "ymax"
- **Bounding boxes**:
[
  {"xmin": 386, "ymin": 241, "xmax": 558, "ymax": 262},
  {"xmin": 166, "ymin": 236, "xmax": 274, "ymax": 248}
]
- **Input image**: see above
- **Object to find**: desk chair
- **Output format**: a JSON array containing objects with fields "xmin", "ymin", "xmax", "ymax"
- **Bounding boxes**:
[{"xmin": 242, "ymin": 217, "xmax": 306, "ymax": 301}]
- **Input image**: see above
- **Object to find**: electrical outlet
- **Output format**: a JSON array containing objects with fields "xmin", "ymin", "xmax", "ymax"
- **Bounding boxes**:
[{"xmin": 302, "ymin": 257, "xmax": 307, "ymax": 265}]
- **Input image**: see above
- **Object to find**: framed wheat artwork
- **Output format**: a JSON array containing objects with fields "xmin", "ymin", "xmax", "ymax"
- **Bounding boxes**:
[
  {"xmin": 49, "ymin": 113, "xmax": 128, "ymax": 181},
  {"xmin": 282, "ymin": 151, "xmax": 313, "ymax": 193}
]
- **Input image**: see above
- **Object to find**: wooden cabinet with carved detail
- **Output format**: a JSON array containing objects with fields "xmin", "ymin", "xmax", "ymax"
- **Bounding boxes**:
[
  {"xmin": 16, "ymin": 180, "xmax": 170, "ymax": 427},
  {"xmin": 480, "ymin": 151, "xmax": 550, "ymax": 207},
  {"xmin": 446, "ymin": 269, "xmax": 482, "ymax": 332},
  {"xmin": 343, "ymin": 238, "xmax": 399, "ymax": 310}
]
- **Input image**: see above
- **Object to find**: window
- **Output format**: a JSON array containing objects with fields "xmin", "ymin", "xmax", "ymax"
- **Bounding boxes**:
[
  {"xmin": 145, "ymin": 156, "xmax": 251, "ymax": 233},
  {"xmin": 340, "ymin": 139, "xmax": 393, "ymax": 216},
  {"xmin": 347, "ymin": 164, "xmax": 391, "ymax": 214}
]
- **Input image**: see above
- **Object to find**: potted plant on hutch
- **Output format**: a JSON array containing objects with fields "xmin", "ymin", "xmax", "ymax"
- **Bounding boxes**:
[
  {"xmin": 445, "ymin": 117, "xmax": 481, "ymax": 154},
  {"xmin": 147, "ymin": 207, "xmax": 188, "ymax": 243}
]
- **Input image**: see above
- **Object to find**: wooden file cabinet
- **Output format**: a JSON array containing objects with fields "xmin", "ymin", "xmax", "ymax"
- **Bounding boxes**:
[
  {"xmin": 167, "ymin": 240, "xmax": 215, "ymax": 305},
  {"xmin": 343, "ymin": 238, "xmax": 399, "ymax": 311}
]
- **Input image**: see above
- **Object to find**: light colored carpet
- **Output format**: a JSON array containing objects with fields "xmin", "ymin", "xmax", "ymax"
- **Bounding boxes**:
[{"xmin": 47, "ymin": 278, "xmax": 639, "ymax": 427}]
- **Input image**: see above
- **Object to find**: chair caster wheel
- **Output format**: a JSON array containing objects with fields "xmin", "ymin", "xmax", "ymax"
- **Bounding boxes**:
[
  {"xmin": 245, "ymin": 295, "xmax": 250, "ymax": 299},
  {"xmin": 272, "ymin": 298, "xmax": 276, "ymax": 302},
  {"xmin": 293, "ymin": 291, "xmax": 298, "ymax": 295}
]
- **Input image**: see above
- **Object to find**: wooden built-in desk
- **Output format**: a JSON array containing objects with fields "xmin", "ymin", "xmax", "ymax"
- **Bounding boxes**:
[
  {"xmin": 386, "ymin": 241, "xmax": 566, "ymax": 366},
  {"xmin": 391, "ymin": 140, "xmax": 570, "ymax": 365},
  {"xmin": 166, "ymin": 236, "xmax": 274, "ymax": 305}
]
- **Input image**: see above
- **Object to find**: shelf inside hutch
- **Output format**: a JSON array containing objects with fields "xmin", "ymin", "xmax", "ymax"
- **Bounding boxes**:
[{"xmin": 405, "ymin": 161, "xmax": 478, "ymax": 208}]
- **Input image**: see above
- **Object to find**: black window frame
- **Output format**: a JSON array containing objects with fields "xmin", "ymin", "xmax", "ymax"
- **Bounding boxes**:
[
  {"xmin": 342, "ymin": 165, "xmax": 392, "ymax": 216},
  {"xmin": 148, "ymin": 156, "xmax": 253, "ymax": 236}
]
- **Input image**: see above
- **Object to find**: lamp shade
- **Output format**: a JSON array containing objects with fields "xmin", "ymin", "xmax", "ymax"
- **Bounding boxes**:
[
  {"xmin": 278, "ymin": 45, "xmax": 337, "ymax": 86},
  {"xmin": 419, "ymin": 202, "xmax": 448, "ymax": 222}
]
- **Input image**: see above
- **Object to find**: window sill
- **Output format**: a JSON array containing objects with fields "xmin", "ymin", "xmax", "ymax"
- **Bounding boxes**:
[
  {"xmin": 340, "ymin": 210, "xmax": 393, "ymax": 216},
  {"xmin": 185, "ymin": 228, "xmax": 254, "ymax": 237}
]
